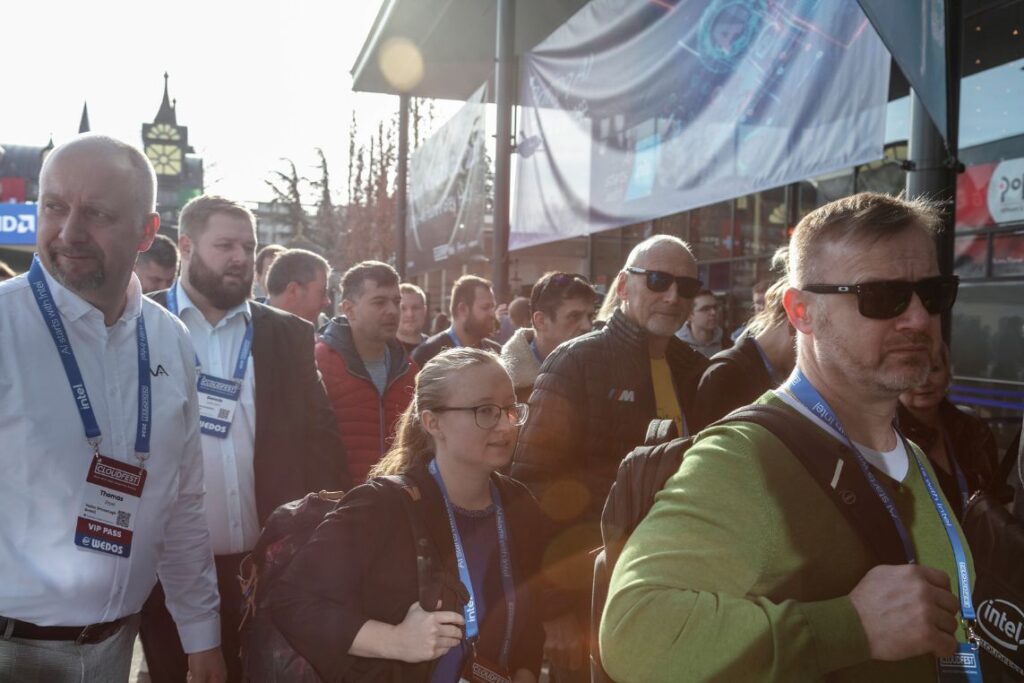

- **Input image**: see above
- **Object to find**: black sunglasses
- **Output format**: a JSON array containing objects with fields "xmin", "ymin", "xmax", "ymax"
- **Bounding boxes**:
[
  {"xmin": 802, "ymin": 275, "xmax": 959, "ymax": 320},
  {"xmin": 625, "ymin": 267, "xmax": 703, "ymax": 298}
]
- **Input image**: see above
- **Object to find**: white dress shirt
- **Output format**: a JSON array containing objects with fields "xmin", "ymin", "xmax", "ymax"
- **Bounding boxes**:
[
  {"xmin": 0, "ymin": 267, "xmax": 220, "ymax": 653},
  {"xmin": 172, "ymin": 281, "xmax": 260, "ymax": 556}
]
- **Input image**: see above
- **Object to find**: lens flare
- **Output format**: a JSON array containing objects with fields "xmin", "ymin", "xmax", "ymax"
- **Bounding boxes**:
[{"xmin": 378, "ymin": 37, "xmax": 424, "ymax": 92}]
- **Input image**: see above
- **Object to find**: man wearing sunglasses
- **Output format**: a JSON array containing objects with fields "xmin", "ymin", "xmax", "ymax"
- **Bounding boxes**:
[
  {"xmin": 601, "ymin": 193, "xmax": 975, "ymax": 683},
  {"xmin": 512, "ymin": 235, "xmax": 708, "ymax": 679}
]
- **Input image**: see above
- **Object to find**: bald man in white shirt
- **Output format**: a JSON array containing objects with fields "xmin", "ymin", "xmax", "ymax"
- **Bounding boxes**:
[{"xmin": 0, "ymin": 135, "xmax": 225, "ymax": 682}]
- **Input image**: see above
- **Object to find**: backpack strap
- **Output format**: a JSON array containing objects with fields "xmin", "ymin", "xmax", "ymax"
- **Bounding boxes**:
[
  {"xmin": 382, "ymin": 475, "xmax": 434, "ymax": 606},
  {"xmin": 715, "ymin": 404, "xmax": 908, "ymax": 566}
]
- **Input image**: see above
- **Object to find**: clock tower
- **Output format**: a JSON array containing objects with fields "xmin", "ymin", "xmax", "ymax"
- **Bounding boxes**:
[{"xmin": 141, "ymin": 73, "xmax": 203, "ymax": 233}]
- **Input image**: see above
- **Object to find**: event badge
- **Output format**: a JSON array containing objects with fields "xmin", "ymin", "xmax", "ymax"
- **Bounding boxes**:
[
  {"xmin": 459, "ymin": 649, "xmax": 512, "ymax": 683},
  {"xmin": 936, "ymin": 643, "xmax": 984, "ymax": 683},
  {"xmin": 74, "ymin": 454, "xmax": 147, "ymax": 558},
  {"xmin": 197, "ymin": 373, "xmax": 242, "ymax": 438}
]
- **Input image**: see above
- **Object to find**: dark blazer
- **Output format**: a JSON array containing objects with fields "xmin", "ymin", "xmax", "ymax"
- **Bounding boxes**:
[
  {"xmin": 151, "ymin": 290, "xmax": 349, "ymax": 521},
  {"xmin": 696, "ymin": 335, "xmax": 776, "ymax": 425},
  {"xmin": 411, "ymin": 329, "xmax": 502, "ymax": 367},
  {"xmin": 269, "ymin": 464, "xmax": 547, "ymax": 683}
]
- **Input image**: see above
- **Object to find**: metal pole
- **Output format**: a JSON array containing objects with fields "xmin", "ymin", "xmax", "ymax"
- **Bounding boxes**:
[
  {"xmin": 492, "ymin": 0, "xmax": 515, "ymax": 304},
  {"xmin": 396, "ymin": 93, "xmax": 410, "ymax": 279},
  {"xmin": 906, "ymin": 92, "xmax": 956, "ymax": 343},
  {"xmin": 905, "ymin": 0, "xmax": 961, "ymax": 344}
]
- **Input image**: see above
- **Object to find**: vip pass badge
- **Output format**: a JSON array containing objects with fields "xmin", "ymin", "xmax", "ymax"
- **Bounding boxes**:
[
  {"xmin": 167, "ymin": 282, "xmax": 253, "ymax": 439},
  {"xmin": 783, "ymin": 370, "xmax": 983, "ymax": 683},
  {"xmin": 27, "ymin": 256, "xmax": 151, "ymax": 558},
  {"xmin": 197, "ymin": 373, "xmax": 244, "ymax": 438}
]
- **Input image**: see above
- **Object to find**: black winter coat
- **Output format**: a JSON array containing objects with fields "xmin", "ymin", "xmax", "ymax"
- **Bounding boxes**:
[
  {"xmin": 411, "ymin": 329, "xmax": 502, "ymax": 367},
  {"xmin": 898, "ymin": 400, "xmax": 1000, "ymax": 518},
  {"xmin": 510, "ymin": 308, "xmax": 708, "ymax": 614},
  {"xmin": 268, "ymin": 464, "xmax": 547, "ymax": 682},
  {"xmin": 696, "ymin": 335, "xmax": 777, "ymax": 425}
]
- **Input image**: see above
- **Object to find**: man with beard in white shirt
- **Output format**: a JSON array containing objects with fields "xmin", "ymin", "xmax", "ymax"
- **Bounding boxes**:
[
  {"xmin": 142, "ymin": 194, "xmax": 345, "ymax": 682},
  {"xmin": 0, "ymin": 134, "xmax": 225, "ymax": 682}
]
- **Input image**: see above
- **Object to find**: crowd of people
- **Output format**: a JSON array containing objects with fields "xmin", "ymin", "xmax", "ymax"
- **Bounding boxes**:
[{"xmin": 1, "ymin": 132, "xmax": 1021, "ymax": 683}]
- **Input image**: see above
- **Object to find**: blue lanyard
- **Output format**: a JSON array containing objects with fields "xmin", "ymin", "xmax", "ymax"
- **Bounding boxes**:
[
  {"xmin": 446, "ymin": 328, "xmax": 463, "ymax": 348},
  {"xmin": 28, "ymin": 256, "xmax": 152, "ymax": 463},
  {"xmin": 784, "ymin": 370, "xmax": 976, "ymax": 625},
  {"xmin": 529, "ymin": 338, "xmax": 543, "ymax": 364},
  {"xmin": 167, "ymin": 282, "xmax": 253, "ymax": 381},
  {"xmin": 428, "ymin": 459, "xmax": 516, "ymax": 669}
]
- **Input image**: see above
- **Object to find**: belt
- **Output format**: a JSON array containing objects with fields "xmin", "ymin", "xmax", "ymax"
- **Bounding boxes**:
[{"xmin": 0, "ymin": 615, "xmax": 130, "ymax": 645}]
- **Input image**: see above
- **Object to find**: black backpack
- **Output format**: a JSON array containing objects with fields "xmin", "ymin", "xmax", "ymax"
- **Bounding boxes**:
[
  {"xmin": 238, "ymin": 476, "xmax": 433, "ymax": 682},
  {"xmin": 590, "ymin": 404, "xmax": 909, "ymax": 683},
  {"xmin": 959, "ymin": 429, "xmax": 1024, "ymax": 682}
]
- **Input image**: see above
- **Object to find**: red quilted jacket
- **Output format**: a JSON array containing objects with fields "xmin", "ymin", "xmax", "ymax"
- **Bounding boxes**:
[{"xmin": 316, "ymin": 318, "xmax": 417, "ymax": 485}]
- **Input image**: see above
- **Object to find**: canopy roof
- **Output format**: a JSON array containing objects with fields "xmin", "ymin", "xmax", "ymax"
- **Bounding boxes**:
[{"xmin": 351, "ymin": 0, "xmax": 589, "ymax": 100}]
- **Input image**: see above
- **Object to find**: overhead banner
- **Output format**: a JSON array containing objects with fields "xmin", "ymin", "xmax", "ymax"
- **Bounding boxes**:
[
  {"xmin": 0, "ymin": 203, "xmax": 37, "ymax": 246},
  {"xmin": 512, "ymin": 0, "xmax": 890, "ymax": 250},
  {"xmin": 407, "ymin": 83, "xmax": 488, "ymax": 275}
]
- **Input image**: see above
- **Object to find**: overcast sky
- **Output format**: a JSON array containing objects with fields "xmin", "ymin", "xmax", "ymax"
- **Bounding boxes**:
[{"xmin": 2, "ymin": 0, "xmax": 457, "ymax": 204}]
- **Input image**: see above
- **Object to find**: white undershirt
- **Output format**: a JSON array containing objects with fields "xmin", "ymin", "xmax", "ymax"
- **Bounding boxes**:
[{"xmin": 774, "ymin": 390, "xmax": 910, "ymax": 482}]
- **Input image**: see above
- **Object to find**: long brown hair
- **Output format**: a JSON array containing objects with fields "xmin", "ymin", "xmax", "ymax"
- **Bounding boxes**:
[{"xmin": 369, "ymin": 347, "xmax": 505, "ymax": 477}]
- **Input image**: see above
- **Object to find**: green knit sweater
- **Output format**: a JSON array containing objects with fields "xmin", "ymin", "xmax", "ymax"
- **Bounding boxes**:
[{"xmin": 599, "ymin": 394, "xmax": 975, "ymax": 682}]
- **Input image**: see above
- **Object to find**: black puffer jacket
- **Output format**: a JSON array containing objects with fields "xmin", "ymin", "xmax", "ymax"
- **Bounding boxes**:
[
  {"xmin": 898, "ymin": 400, "xmax": 1000, "ymax": 518},
  {"xmin": 510, "ymin": 308, "xmax": 708, "ymax": 614}
]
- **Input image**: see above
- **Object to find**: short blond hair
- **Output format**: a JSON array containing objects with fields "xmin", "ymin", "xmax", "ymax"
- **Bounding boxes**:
[
  {"xmin": 789, "ymin": 192, "xmax": 942, "ymax": 287},
  {"xmin": 180, "ymin": 195, "xmax": 256, "ymax": 239}
]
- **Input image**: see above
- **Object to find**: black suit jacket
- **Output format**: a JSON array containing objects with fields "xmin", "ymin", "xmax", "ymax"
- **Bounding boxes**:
[
  {"xmin": 695, "ymin": 335, "xmax": 775, "ymax": 425},
  {"xmin": 151, "ymin": 290, "xmax": 349, "ymax": 522}
]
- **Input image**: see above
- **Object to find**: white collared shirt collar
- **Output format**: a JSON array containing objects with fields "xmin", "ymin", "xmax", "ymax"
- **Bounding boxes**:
[{"xmin": 172, "ymin": 280, "xmax": 251, "ymax": 329}]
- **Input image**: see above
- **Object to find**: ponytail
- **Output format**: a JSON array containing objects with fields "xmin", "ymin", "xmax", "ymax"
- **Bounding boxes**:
[{"xmin": 369, "ymin": 402, "xmax": 432, "ymax": 477}]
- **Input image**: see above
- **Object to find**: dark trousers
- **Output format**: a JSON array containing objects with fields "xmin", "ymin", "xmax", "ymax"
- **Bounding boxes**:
[{"xmin": 139, "ymin": 553, "xmax": 247, "ymax": 683}]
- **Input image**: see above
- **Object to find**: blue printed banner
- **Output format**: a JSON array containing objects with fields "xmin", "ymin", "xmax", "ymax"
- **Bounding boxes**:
[
  {"xmin": 512, "ymin": 0, "xmax": 890, "ymax": 250},
  {"xmin": 0, "ymin": 203, "xmax": 37, "ymax": 246}
]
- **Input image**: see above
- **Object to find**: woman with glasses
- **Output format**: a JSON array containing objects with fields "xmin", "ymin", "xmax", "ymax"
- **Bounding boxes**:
[
  {"xmin": 897, "ymin": 343, "xmax": 1000, "ymax": 519},
  {"xmin": 269, "ymin": 347, "xmax": 545, "ymax": 683}
]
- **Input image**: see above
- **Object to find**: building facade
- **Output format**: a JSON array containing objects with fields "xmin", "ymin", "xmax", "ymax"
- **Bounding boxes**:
[{"xmin": 494, "ymin": 1, "xmax": 1024, "ymax": 444}]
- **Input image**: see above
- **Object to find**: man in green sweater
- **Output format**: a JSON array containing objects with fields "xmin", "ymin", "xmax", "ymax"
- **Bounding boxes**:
[{"xmin": 600, "ymin": 192, "xmax": 978, "ymax": 682}]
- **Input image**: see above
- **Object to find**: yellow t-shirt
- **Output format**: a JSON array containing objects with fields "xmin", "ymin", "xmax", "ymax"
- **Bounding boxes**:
[{"xmin": 650, "ymin": 357, "xmax": 685, "ymax": 436}]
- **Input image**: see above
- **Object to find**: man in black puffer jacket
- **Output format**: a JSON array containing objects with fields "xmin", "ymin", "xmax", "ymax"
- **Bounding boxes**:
[{"xmin": 511, "ymin": 235, "xmax": 708, "ymax": 679}]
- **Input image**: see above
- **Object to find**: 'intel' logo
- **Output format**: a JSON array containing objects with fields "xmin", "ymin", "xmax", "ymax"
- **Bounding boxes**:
[{"xmin": 977, "ymin": 598, "xmax": 1024, "ymax": 652}]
